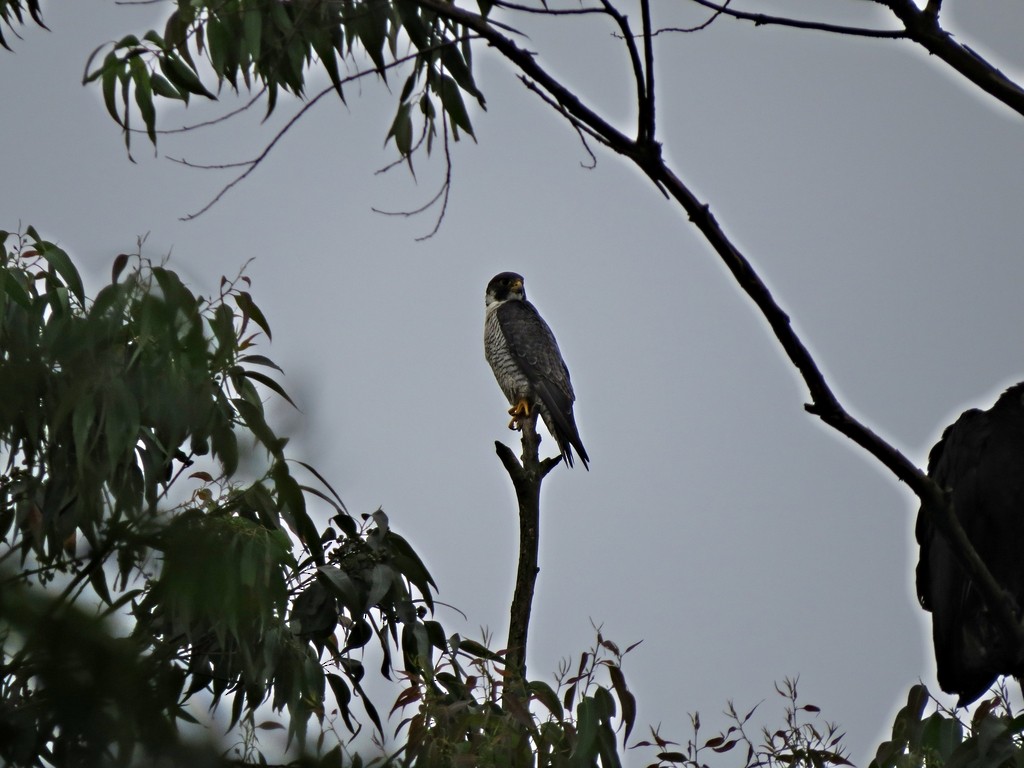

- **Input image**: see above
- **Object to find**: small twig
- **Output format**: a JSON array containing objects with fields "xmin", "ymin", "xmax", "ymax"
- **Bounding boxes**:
[
  {"xmin": 655, "ymin": 0, "xmax": 730, "ymax": 34},
  {"xmin": 372, "ymin": 98, "xmax": 455, "ymax": 240},
  {"xmin": 129, "ymin": 89, "xmax": 267, "ymax": 136},
  {"xmin": 177, "ymin": 38, "xmax": 478, "ymax": 221}
]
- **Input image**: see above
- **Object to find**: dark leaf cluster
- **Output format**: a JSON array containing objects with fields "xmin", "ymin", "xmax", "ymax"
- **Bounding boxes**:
[
  {"xmin": 634, "ymin": 677, "xmax": 849, "ymax": 768},
  {"xmin": 870, "ymin": 683, "xmax": 1024, "ymax": 768},
  {"xmin": 0, "ymin": 0, "xmax": 45, "ymax": 52},
  {"xmin": 0, "ymin": 230, "xmax": 439, "ymax": 766},
  {"xmin": 389, "ymin": 628, "xmax": 640, "ymax": 767}
]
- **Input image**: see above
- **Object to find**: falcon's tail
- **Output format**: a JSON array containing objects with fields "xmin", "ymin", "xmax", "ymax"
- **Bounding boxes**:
[{"xmin": 542, "ymin": 404, "xmax": 589, "ymax": 471}]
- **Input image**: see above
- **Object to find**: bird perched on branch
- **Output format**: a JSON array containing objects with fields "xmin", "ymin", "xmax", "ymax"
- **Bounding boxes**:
[
  {"xmin": 484, "ymin": 272, "xmax": 589, "ymax": 470},
  {"xmin": 916, "ymin": 382, "xmax": 1024, "ymax": 706}
]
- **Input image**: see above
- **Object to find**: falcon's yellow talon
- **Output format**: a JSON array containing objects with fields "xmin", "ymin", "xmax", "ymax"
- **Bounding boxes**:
[
  {"xmin": 506, "ymin": 398, "xmax": 531, "ymax": 430},
  {"xmin": 508, "ymin": 399, "xmax": 531, "ymax": 418}
]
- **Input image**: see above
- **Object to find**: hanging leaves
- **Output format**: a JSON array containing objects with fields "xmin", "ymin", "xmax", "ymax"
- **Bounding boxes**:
[{"xmin": 81, "ymin": 0, "xmax": 486, "ymax": 163}]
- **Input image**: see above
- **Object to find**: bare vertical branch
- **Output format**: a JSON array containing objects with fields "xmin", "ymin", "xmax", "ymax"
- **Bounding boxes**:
[{"xmin": 494, "ymin": 411, "xmax": 560, "ymax": 701}]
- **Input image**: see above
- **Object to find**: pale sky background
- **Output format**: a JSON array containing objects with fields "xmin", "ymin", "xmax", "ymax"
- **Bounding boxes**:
[{"xmin": 4, "ymin": 1, "xmax": 1024, "ymax": 764}]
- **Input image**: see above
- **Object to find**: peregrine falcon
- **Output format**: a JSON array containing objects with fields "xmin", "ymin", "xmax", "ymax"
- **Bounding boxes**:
[{"xmin": 484, "ymin": 272, "xmax": 589, "ymax": 469}]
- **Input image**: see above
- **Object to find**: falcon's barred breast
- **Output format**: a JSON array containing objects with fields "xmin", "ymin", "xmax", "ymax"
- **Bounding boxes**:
[{"xmin": 484, "ymin": 272, "xmax": 589, "ymax": 469}]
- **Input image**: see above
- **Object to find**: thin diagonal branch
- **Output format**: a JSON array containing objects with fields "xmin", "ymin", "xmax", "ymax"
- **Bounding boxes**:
[
  {"xmin": 177, "ymin": 83, "xmax": 336, "ymax": 221},
  {"xmin": 877, "ymin": 0, "xmax": 1024, "ymax": 117},
  {"xmin": 684, "ymin": 0, "xmax": 906, "ymax": 39}
]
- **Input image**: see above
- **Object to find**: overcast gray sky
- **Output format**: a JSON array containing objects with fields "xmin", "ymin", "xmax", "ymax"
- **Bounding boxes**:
[{"xmin": 4, "ymin": 1, "xmax": 1024, "ymax": 763}]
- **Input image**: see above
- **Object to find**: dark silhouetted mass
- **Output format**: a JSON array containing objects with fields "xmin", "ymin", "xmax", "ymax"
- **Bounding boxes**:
[
  {"xmin": 484, "ymin": 272, "xmax": 589, "ymax": 470},
  {"xmin": 916, "ymin": 382, "xmax": 1024, "ymax": 706}
]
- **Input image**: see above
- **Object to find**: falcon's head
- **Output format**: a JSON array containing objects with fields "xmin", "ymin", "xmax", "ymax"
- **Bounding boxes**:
[{"xmin": 485, "ymin": 272, "xmax": 525, "ymax": 307}]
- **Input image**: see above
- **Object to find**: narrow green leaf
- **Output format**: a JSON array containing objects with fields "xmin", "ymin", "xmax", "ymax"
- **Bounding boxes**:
[
  {"xmin": 457, "ymin": 638, "xmax": 503, "ymax": 662},
  {"xmin": 0, "ymin": 269, "xmax": 31, "ymax": 309},
  {"xmin": 89, "ymin": 562, "xmax": 114, "ymax": 605},
  {"xmin": 149, "ymin": 72, "xmax": 182, "ymax": 100},
  {"xmin": 437, "ymin": 73, "xmax": 475, "ymax": 138},
  {"xmin": 357, "ymin": 681, "xmax": 384, "ymax": 735},
  {"xmin": 353, "ymin": 0, "xmax": 388, "ymax": 73},
  {"xmin": 120, "ymin": 62, "xmax": 134, "ymax": 157},
  {"xmin": 159, "ymin": 53, "xmax": 216, "ymax": 99},
  {"xmin": 206, "ymin": 17, "xmax": 231, "ymax": 77},
  {"xmin": 241, "ymin": 368, "xmax": 297, "ymax": 409},
  {"xmin": 440, "ymin": 44, "xmax": 482, "ymax": 102},
  {"xmin": 394, "ymin": 0, "xmax": 429, "ymax": 51},
  {"xmin": 529, "ymin": 680, "xmax": 564, "ymax": 721},
  {"xmin": 98, "ymin": 588, "xmax": 143, "ymax": 618},
  {"xmin": 342, "ymin": 618, "xmax": 373, "ymax": 653},
  {"xmin": 38, "ymin": 242, "xmax": 85, "ymax": 304},
  {"xmin": 243, "ymin": 481, "xmax": 280, "ymax": 530},
  {"xmin": 265, "ymin": 81, "xmax": 278, "ymax": 119},
  {"xmin": 366, "ymin": 563, "xmax": 393, "ymax": 607},
  {"xmin": 100, "ymin": 53, "xmax": 123, "ymax": 124},
  {"xmin": 163, "ymin": 9, "xmax": 189, "ymax": 49},
  {"xmin": 210, "ymin": 302, "xmax": 236, "ymax": 364},
  {"xmin": 111, "ymin": 253, "xmax": 129, "ymax": 283},
  {"xmin": 310, "ymin": 29, "xmax": 346, "ymax": 101},
  {"xmin": 319, "ymin": 566, "xmax": 363, "ymax": 613},
  {"xmin": 293, "ymin": 459, "xmax": 347, "ymax": 511},
  {"xmin": 297, "ymin": 484, "xmax": 345, "ymax": 517},
  {"xmin": 243, "ymin": 8, "xmax": 262, "ymax": 62},
  {"xmin": 238, "ymin": 354, "xmax": 283, "ymax": 372},
  {"xmin": 386, "ymin": 102, "xmax": 413, "ymax": 156},
  {"xmin": 273, "ymin": 461, "xmax": 323, "ymax": 564},
  {"xmin": 386, "ymin": 531, "xmax": 436, "ymax": 611},
  {"xmin": 114, "ymin": 34, "xmax": 141, "ymax": 49},
  {"xmin": 608, "ymin": 663, "xmax": 636, "ymax": 745},
  {"xmin": 234, "ymin": 291, "xmax": 272, "ymax": 340},
  {"xmin": 574, "ymin": 697, "xmax": 600, "ymax": 764},
  {"xmin": 233, "ymin": 397, "xmax": 278, "ymax": 452},
  {"xmin": 210, "ymin": 421, "xmax": 239, "ymax": 476},
  {"xmin": 129, "ymin": 56, "xmax": 157, "ymax": 145},
  {"xmin": 398, "ymin": 73, "xmax": 416, "ymax": 104},
  {"xmin": 104, "ymin": 379, "xmax": 141, "ymax": 464},
  {"xmin": 73, "ymin": 398, "xmax": 95, "ymax": 471}
]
